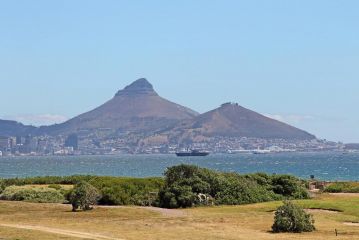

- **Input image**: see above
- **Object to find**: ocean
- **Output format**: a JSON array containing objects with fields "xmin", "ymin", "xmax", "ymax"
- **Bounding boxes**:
[{"xmin": 0, "ymin": 152, "xmax": 358, "ymax": 181}]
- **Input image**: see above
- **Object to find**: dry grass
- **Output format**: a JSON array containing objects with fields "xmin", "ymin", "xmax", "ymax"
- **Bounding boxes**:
[{"xmin": 0, "ymin": 194, "xmax": 358, "ymax": 240}]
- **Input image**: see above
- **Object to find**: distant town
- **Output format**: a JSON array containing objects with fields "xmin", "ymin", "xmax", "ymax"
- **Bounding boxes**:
[{"xmin": 0, "ymin": 133, "xmax": 353, "ymax": 157}]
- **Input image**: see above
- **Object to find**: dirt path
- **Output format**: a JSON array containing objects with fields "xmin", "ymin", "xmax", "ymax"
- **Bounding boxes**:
[
  {"xmin": 98, "ymin": 205, "xmax": 187, "ymax": 217},
  {"xmin": 141, "ymin": 207, "xmax": 187, "ymax": 217},
  {"xmin": 328, "ymin": 193, "xmax": 359, "ymax": 197},
  {"xmin": 0, "ymin": 223, "xmax": 124, "ymax": 240},
  {"xmin": 344, "ymin": 222, "xmax": 359, "ymax": 227}
]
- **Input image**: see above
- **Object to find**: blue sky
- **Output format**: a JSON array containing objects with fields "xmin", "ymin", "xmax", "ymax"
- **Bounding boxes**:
[{"xmin": 0, "ymin": 1, "xmax": 358, "ymax": 142}]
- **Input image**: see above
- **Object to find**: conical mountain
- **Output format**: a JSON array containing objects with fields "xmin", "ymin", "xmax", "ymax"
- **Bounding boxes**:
[
  {"xmin": 40, "ymin": 78, "xmax": 198, "ymax": 135},
  {"xmin": 164, "ymin": 102, "xmax": 315, "ymax": 141}
]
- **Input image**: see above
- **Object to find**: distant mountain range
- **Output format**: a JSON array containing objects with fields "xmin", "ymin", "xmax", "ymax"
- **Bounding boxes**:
[{"xmin": 0, "ymin": 78, "xmax": 315, "ymax": 142}]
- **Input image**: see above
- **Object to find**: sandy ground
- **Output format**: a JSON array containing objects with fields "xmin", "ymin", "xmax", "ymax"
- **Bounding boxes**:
[
  {"xmin": 328, "ymin": 193, "xmax": 359, "ymax": 197},
  {"xmin": 97, "ymin": 205, "xmax": 187, "ymax": 217},
  {"xmin": 305, "ymin": 209, "xmax": 340, "ymax": 214},
  {"xmin": 343, "ymin": 222, "xmax": 359, "ymax": 227}
]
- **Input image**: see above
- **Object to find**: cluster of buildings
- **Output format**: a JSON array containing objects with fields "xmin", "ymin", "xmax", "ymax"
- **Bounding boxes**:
[
  {"xmin": 0, "ymin": 134, "xmax": 78, "ymax": 156},
  {"xmin": 0, "ymin": 133, "xmax": 345, "ymax": 156}
]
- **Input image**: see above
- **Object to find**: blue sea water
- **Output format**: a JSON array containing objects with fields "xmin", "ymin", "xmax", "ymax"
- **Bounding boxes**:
[{"xmin": 0, "ymin": 152, "xmax": 358, "ymax": 180}]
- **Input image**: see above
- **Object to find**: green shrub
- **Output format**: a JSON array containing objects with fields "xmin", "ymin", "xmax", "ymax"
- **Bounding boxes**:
[
  {"xmin": 272, "ymin": 201, "xmax": 315, "ymax": 233},
  {"xmin": 271, "ymin": 175, "xmax": 309, "ymax": 199},
  {"xmin": 324, "ymin": 182, "xmax": 359, "ymax": 193},
  {"xmin": 69, "ymin": 181, "xmax": 101, "ymax": 211},
  {"xmin": 0, "ymin": 185, "xmax": 64, "ymax": 203}
]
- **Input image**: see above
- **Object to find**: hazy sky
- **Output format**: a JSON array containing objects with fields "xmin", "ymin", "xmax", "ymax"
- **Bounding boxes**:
[{"xmin": 0, "ymin": 1, "xmax": 358, "ymax": 142}]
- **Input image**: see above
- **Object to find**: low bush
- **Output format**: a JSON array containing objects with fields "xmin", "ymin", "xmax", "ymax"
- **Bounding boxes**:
[
  {"xmin": 272, "ymin": 201, "xmax": 315, "ymax": 233},
  {"xmin": 69, "ymin": 181, "xmax": 101, "ymax": 211},
  {"xmin": 0, "ymin": 185, "xmax": 64, "ymax": 203},
  {"xmin": 324, "ymin": 182, "xmax": 359, "ymax": 193}
]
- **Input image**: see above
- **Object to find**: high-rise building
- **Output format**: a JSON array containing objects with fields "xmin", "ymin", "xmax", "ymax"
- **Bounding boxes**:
[
  {"xmin": 0, "ymin": 136, "xmax": 10, "ymax": 151},
  {"xmin": 65, "ymin": 134, "xmax": 78, "ymax": 150}
]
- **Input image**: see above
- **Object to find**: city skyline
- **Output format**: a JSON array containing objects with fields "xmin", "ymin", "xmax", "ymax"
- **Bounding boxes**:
[{"xmin": 1, "ymin": 1, "xmax": 358, "ymax": 142}]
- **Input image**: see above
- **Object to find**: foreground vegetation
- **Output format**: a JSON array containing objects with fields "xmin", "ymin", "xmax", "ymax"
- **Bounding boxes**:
[
  {"xmin": 0, "ymin": 193, "xmax": 358, "ymax": 240},
  {"xmin": 0, "ymin": 165, "xmax": 309, "ymax": 208}
]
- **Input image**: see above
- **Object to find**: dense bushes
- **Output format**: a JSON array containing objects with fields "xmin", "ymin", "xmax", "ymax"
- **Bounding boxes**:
[
  {"xmin": 159, "ymin": 165, "xmax": 309, "ymax": 208},
  {"xmin": 0, "ymin": 185, "xmax": 64, "ymax": 203},
  {"xmin": 324, "ymin": 182, "xmax": 359, "ymax": 193},
  {"xmin": 272, "ymin": 201, "xmax": 315, "ymax": 233}
]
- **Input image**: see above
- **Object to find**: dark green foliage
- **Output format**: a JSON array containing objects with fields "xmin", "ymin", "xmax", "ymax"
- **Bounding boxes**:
[
  {"xmin": 1, "ymin": 175, "xmax": 94, "ymax": 186},
  {"xmin": 0, "ymin": 180, "xmax": 5, "ymax": 194},
  {"xmin": 88, "ymin": 176, "xmax": 164, "ymax": 206},
  {"xmin": 271, "ymin": 175, "xmax": 309, "ymax": 199},
  {"xmin": 272, "ymin": 201, "xmax": 315, "ymax": 233},
  {"xmin": 245, "ymin": 173, "xmax": 309, "ymax": 199},
  {"xmin": 0, "ymin": 186, "xmax": 64, "ymax": 203},
  {"xmin": 69, "ymin": 181, "xmax": 101, "ymax": 211},
  {"xmin": 159, "ymin": 165, "xmax": 309, "ymax": 208},
  {"xmin": 324, "ymin": 182, "xmax": 359, "ymax": 193}
]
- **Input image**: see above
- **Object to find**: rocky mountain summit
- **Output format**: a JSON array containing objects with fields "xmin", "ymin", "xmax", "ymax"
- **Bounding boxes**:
[{"xmin": 38, "ymin": 78, "xmax": 198, "ymax": 135}]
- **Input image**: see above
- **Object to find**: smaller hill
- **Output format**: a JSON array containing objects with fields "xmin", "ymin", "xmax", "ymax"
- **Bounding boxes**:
[{"xmin": 163, "ymin": 102, "xmax": 315, "ymax": 141}]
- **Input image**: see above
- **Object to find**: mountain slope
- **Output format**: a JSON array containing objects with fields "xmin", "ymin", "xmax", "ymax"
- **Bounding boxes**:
[
  {"xmin": 0, "ymin": 120, "xmax": 36, "ymax": 137},
  {"xmin": 39, "ymin": 78, "xmax": 198, "ymax": 135},
  {"xmin": 162, "ymin": 102, "xmax": 315, "ymax": 141}
]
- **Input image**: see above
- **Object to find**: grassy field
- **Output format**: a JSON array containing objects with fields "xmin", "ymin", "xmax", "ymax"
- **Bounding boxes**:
[{"xmin": 0, "ymin": 193, "xmax": 358, "ymax": 240}]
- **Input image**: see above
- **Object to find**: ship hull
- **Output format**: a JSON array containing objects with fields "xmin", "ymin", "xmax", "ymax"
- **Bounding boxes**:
[{"xmin": 175, "ymin": 152, "xmax": 209, "ymax": 157}]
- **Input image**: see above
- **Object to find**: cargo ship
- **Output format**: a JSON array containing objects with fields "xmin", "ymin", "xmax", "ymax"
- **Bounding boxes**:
[{"xmin": 175, "ymin": 150, "xmax": 209, "ymax": 157}]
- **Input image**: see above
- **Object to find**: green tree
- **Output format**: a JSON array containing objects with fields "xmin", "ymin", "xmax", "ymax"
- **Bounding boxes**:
[
  {"xmin": 69, "ymin": 181, "xmax": 101, "ymax": 211},
  {"xmin": 272, "ymin": 201, "xmax": 315, "ymax": 233}
]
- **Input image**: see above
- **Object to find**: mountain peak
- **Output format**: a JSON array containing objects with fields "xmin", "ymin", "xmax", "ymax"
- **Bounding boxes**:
[{"xmin": 115, "ymin": 78, "xmax": 157, "ymax": 96}]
